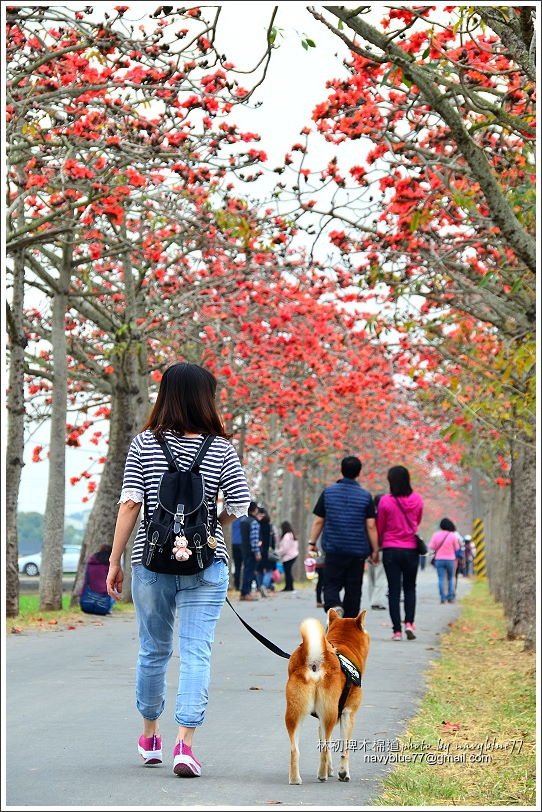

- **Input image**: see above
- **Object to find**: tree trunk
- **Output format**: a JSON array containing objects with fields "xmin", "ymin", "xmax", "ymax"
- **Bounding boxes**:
[
  {"xmin": 485, "ymin": 482, "xmax": 510, "ymax": 606},
  {"xmin": 70, "ymin": 238, "xmax": 150, "ymax": 606},
  {"xmin": 506, "ymin": 435, "xmax": 536, "ymax": 650},
  {"xmin": 39, "ymin": 242, "xmax": 71, "ymax": 611},
  {"xmin": 5, "ymin": 247, "xmax": 27, "ymax": 617},
  {"xmin": 71, "ymin": 371, "xmax": 148, "ymax": 605}
]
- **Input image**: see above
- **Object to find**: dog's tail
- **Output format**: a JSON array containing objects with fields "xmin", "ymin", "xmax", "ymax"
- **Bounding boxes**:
[{"xmin": 299, "ymin": 617, "xmax": 327, "ymax": 678}]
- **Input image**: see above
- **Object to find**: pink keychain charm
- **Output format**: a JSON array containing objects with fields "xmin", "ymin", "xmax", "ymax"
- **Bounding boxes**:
[{"xmin": 173, "ymin": 535, "xmax": 191, "ymax": 562}]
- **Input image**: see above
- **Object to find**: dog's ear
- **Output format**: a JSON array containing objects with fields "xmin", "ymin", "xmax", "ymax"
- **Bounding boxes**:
[
  {"xmin": 355, "ymin": 609, "xmax": 367, "ymax": 630},
  {"xmin": 328, "ymin": 608, "xmax": 339, "ymax": 624}
]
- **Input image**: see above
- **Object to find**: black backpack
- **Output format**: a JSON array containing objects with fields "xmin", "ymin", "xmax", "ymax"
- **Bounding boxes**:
[{"xmin": 142, "ymin": 435, "xmax": 217, "ymax": 575}]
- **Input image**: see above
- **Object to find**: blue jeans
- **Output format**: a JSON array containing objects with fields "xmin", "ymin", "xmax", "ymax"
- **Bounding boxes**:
[
  {"xmin": 435, "ymin": 559, "xmax": 455, "ymax": 602},
  {"xmin": 241, "ymin": 550, "xmax": 258, "ymax": 596},
  {"xmin": 131, "ymin": 559, "xmax": 229, "ymax": 727},
  {"xmin": 262, "ymin": 570, "xmax": 273, "ymax": 589}
]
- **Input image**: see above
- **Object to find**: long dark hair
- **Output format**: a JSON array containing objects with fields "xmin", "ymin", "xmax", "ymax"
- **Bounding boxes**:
[
  {"xmin": 387, "ymin": 465, "xmax": 413, "ymax": 497},
  {"xmin": 143, "ymin": 362, "xmax": 231, "ymax": 439},
  {"xmin": 281, "ymin": 520, "xmax": 295, "ymax": 537}
]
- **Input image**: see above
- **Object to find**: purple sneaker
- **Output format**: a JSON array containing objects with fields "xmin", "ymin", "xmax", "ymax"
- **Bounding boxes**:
[
  {"xmin": 138, "ymin": 734, "xmax": 162, "ymax": 766},
  {"xmin": 173, "ymin": 740, "xmax": 201, "ymax": 777}
]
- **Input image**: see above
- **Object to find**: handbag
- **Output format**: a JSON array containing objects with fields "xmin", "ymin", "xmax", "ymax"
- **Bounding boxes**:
[
  {"xmin": 393, "ymin": 497, "xmax": 427, "ymax": 554},
  {"xmin": 268, "ymin": 548, "xmax": 280, "ymax": 562},
  {"xmin": 415, "ymin": 534, "xmax": 428, "ymax": 556}
]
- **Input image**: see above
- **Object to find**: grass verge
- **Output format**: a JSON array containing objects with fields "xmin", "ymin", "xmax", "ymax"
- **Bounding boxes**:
[
  {"xmin": 375, "ymin": 579, "xmax": 536, "ymax": 807},
  {"xmin": 6, "ymin": 592, "xmax": 134, "ymax": 633}
]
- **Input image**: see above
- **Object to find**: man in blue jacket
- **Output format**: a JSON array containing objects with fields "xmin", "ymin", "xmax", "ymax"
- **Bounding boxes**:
[
  {"xmin": 238, "ymin": 501, "xmax": 262, "ymax": 601},
  {"xmin": 308, "ymin": 456, "xmax": 379, "ymax": 618}
]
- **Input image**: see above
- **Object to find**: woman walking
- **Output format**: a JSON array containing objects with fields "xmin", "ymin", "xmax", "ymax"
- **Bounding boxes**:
[
  {"xmin": 429, "ymin": 518, "xmax": 462, "ymax": 604},
  {"xmin": 106, "ymin": 362, "xmax": 250, "ymax": 777},
  {"xmin": 278, "ymin": 520, "xmax": 299, "ymax": 592},
  {"xmin": 376, "ymin": 465, "xmax": 424, "ymax": 641}
]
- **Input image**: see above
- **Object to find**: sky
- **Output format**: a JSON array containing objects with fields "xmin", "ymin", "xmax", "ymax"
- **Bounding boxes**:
[{"xmin": 12, "ymin": 1, "xmax": 361, "ymax": 514}]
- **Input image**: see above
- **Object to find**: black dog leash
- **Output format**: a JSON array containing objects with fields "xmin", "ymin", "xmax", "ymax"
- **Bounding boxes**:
[{"xmin": 225, "ymin": 597, "xmax": 291, "ymax": 659}]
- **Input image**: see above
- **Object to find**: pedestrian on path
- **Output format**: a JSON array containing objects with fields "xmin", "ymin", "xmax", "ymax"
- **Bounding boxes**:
[
  {"xmin": 367, "ymin": 493, "xmax": 387, "ymax": 611},
  {"xmin": 308, "ymin": 455, "xmax": 379, "ymax": 618},
  {"xmin": 230, "ymin": 517, "xmax": 244, "ymax": 592},
  {"xmin": 106, "ymin": 361, "xmax": 251, "ymax": 778},
  {"xmin": 429, "ymin": 518, "xmax": 462, "ymax": 604},
  {"xmin": 377, "ymin": 465, "xmax": 424, "ymax": 641},
  {"xmin": 278, "ymin": 520, "xmax": 299, "ymax": 592},
  {"xmin": 238, "ymin": 501, "xmax": 262, "ymax": 601}
]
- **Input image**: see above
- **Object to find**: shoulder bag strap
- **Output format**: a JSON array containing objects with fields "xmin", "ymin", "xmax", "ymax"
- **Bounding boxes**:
[{"xmin": 433, "ymin": 532, "xmax": 450, "ymax": 558}]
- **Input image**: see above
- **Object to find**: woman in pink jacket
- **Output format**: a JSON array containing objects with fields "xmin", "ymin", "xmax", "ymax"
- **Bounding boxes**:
[
  {"xmin": 377, "ymin": 465, "xmax": 424, "ymax": 641},
  {"xmin": 429, "ymin": 518, "xmax": 462, "ymax": 604},
  {"xmin": 278, "ymin": 520, "xmax": 299, "ymax": 592}
]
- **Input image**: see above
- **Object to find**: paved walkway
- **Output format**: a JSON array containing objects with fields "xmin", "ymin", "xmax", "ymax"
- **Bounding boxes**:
[{"xmin": 5, "ymin": 567, "xmax": 471, "ymax": 809}]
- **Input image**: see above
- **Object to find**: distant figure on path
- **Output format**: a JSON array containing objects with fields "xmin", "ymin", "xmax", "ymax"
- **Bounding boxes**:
[
  {"xmin": 429, "ymin": 518, "xmax": 462, "ymax": 604},
  {"xmin": 230, "ymin": 517, "xmax": 244, "ymax": 592},
  {"xmin": 367, "ymin": 494, "xmax": 387, "ymax": 611},
  {"xmin": 278, "ymin": 520, "xmax": 299, "ymax": 592}
]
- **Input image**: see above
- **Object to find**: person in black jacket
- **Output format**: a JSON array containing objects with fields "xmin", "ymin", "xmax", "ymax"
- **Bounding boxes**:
[{"xmin": 256, "ymin": 506, "xmax": 278, "ymax": 596}]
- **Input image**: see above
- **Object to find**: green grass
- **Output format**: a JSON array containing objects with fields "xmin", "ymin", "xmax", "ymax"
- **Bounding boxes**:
[{"xmin": 374, "ymin": 580, "xmax": 536, "ymax": 807}]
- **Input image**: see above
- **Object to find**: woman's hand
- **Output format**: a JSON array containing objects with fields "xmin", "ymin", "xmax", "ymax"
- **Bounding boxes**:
[{"xmin": 107, "ymin": 562, "xmax": 124, "ymax": 600}]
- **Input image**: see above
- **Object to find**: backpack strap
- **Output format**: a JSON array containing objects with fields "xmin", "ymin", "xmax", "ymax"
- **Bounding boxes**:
[
  {"xmin": 189, "ymin": 434, "xmax": 215, "ymax": 473},
  {"xmin": 145, "ymin": 435, "xmax": 216, "ymax": 528},
  {"xmin": 157, "ymin": 438, "xmax": 178, "ymax": 472},
  {"xmin": 157, "ymin": 434, "xmax": 215, "ymax": 473}
]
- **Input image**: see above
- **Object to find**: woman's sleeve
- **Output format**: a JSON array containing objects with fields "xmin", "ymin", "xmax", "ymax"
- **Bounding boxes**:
[
  {"xmin": 118, "ymin": 437, "xmax": 144, "ymax": 504},
  {"xmin": 220, "ymin": 443, "xmax": 251, "ymax": 517}
]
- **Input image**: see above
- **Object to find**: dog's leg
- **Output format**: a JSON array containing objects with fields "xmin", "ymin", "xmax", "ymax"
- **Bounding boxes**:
[
  {"xmin": 317, "ymin": 714, "xmax": 336, "ymax": 781},
  {"xmin": 286, "ymin": 712, "xmax": 302, "ymax": 785},
  {"xmin": 337, "ymin": 707, "xmax": 356, "ymax": 782}
]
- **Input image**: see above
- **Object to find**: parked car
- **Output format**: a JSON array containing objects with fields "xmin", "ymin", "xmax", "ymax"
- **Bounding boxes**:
[{"xmin": 18, "ymin": 545, "xmax": 82, "ymax": 577}]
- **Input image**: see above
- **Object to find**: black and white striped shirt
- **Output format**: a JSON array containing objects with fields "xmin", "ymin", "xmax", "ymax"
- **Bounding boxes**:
[{"xmin": 119, "ymin": 430, "xmax": 251, "ymax": 566}]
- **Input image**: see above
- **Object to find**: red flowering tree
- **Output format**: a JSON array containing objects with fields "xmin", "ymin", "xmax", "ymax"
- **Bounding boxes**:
[
  {"xmin": 5, "ymin": 3, "xmax": 275, "ymax": 613},
  {"xmin": 277, "ymin": 5, "xmax": 535, "ymax": 646}
]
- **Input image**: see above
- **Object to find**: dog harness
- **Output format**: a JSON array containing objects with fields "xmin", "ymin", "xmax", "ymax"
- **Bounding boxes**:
[{"xmin": 336, "ymin": 652, "xmax": 362, "ymax": 719}]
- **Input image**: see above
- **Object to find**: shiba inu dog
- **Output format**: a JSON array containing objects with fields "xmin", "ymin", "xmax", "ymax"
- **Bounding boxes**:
[{"xmin": 285, "ymin": 608, "xmax": 370, "ymax": 784}]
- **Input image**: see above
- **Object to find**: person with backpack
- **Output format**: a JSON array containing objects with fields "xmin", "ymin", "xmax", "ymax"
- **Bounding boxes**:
[{"xmin": 106, "ymin": 362, "xmax": 251, "ymax": 778}]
